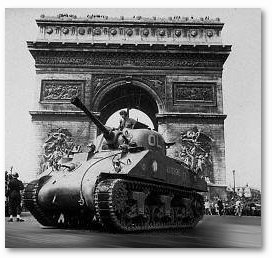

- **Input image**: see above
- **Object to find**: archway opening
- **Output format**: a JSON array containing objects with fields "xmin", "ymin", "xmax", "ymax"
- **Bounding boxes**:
[
  {"xmin": 97, "ymin": 83, "xmax": 159, "ymax": 130},
  {"xmin": 105, "ymin": 108, "xmax": 155, "ymax": 130}
]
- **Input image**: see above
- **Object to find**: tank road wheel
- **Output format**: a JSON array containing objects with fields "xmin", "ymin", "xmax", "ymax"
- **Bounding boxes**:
[
  {"xmin": 111, "ymin": 180, "xmax": 128, "ymax": 216},
  {"xmin": 151, "ymin": 207, "xmax": 164, "ymax": 225},
  {"xmin": 175, "ymin": 207, "xmax": 184, "ymax": 224},
  {"xmin": 191, "ymin": 198, "xmax": 202, "ymax": 217},
  {"xmin": 95, "ymin": 179, "xmax": 135, "ymax": 232},
  {"xmin": 142, "ymin": 206, "xmax": 151, "ymax": 226},
  {"xmin": 183, "ymin": 193, "xmax": 204, "ymax": 228},
  {"xmin": 198, "ymin": 195, "xmax": 205, "ymax": 218},
  {"xmin": 170, "ymin": 207, "xmax": 175, "ymax": 224}
]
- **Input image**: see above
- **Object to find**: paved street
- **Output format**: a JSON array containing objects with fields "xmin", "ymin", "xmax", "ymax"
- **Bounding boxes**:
[{"xmin": 5, "ymin": 213, "xmax": 262, "ymax": 248}]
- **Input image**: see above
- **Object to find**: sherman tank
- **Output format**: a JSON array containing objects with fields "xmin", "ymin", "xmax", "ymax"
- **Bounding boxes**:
[{"xmin": 23, "ymin": 97, "xmax": 207, "ymax": 232}]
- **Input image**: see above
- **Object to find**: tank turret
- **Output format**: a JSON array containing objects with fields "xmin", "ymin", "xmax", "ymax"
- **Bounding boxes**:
[
  {"xmin": 71, "ymin": 96, "xmax": 125, "ymax": 151},
  {"xmin": 71, "ymin": 96, "xmax": 166, "ymax": 153},
  {"xmin": 23, "ymin": 96, "xmax": 207, "ymax": 232}
]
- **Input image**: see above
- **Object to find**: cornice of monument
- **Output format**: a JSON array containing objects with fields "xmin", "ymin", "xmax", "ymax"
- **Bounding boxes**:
[
  {"xmin": 27, "ymin": 41, "xmax": 231, "ymax": 52},
  {"xmin": 33, "ymin": 14, "xmax": 230, "ymax": 47},
  {"xmin": 156, "ymin": 113, "xmax": 227, "ymax": 120},
  {"xmin": 29, "ymin": 110, "xmax": 101, "ymax": 120},
  {"xmin": 37, "ymin": 13, "xmax": 224, "ymax": 26},
  {"xmin": 27, "ymin": 49, "xmax": 228, "ymax": 70}
]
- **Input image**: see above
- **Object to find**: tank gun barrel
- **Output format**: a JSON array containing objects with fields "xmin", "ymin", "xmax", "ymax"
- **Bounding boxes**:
[{"xmin": 71, "ymin": 96, "xmax": 111, "ymax": 138}]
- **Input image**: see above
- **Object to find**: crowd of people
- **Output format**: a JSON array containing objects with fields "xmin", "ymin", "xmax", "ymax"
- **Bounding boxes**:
[{"xmin": 204, "ymin": 196, "xmax": 261, "ymax": 217}]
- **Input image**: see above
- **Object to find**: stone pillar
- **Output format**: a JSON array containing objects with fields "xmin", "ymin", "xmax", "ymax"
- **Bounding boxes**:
[{"xmin": 29, "ymin": 72, "xmax": 97, "ymax": 175}]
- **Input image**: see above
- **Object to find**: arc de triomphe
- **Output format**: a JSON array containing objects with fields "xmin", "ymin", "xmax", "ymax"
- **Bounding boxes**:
[{"xmin": 28, "ymin": 14, "xmax": 231, "ymax": 199}]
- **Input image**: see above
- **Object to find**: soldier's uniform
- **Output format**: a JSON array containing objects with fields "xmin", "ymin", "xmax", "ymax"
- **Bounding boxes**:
[
  {"xmin": 119, "ymin": 117, "xmax": 137, "ymax": 130},
  {"xmin": 7, "ymin": 173, "xmax": 24, "ymax": 222}
]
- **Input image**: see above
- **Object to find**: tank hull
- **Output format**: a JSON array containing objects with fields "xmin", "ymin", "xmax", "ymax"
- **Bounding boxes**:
[
  {"xmin": 36, "ymin": 149, "xmax": 206, "ymax": 209},
  {"xmin": 24, "ymin": 149, "xmax": 206, "ymax": 231}
]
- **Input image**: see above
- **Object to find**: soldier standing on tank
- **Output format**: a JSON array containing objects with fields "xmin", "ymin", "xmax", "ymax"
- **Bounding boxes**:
[
  {"xmin": 7, "ymin": 173, "xmax": 24, "ymax": 222},
  {"xmin": 118, "ymin": 110, "xmax": 136, "ymax": 130}
]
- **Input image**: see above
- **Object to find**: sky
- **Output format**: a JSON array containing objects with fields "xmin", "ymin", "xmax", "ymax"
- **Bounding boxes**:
[{"xmin": 5, "ymin": 8, "xmax": 261, "ymax": 189}]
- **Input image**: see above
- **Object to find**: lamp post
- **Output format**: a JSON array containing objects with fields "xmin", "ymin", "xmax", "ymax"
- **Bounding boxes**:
[{"xmin": 232, "ymin": 170, "xmax": 236, "ymax": 196}]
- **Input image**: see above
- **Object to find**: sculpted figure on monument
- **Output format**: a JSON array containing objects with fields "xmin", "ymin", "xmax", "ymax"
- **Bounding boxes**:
[
  {"xmin": 174, "ymin": 127, "xmax": 214, "ymax": 181},
  {"xmin": 41, "ymin": 128, "xmax": 77, "ymax": 172}
]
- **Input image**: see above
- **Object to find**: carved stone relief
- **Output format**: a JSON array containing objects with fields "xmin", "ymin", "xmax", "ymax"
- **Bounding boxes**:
[
  {"xmin": 172, "ymin": 127, "xmax": 214, "ymax": 183},
  {"xmin": 34, "ymin": 52, "xmax": 222, "ymax": 69},
  {"xmin": 40, "ymin": 80, "xmax": 85, "ymax": 102},
  {"xmin": 173, "ymin": 82, "xmax": 216, "ymax": 105},
  {"xmin": 91, "ymin": 74, "xmax": 166, "ymax": 97},
  {"xmin": 92, "ymin": 74, "xmax": 123, "ymax": 93},
  {"xmin": 40, "ymin": 128, "xmax": 81, "ymax": 172}
]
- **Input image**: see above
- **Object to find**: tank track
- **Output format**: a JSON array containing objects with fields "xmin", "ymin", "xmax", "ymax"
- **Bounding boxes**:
[
  {"xmin": 23, "ymin": 179, "xmax": 93, "ymax": 228},
  {"xmin": 23, "ymin": 179, "xmax": 57, "ymax": 226},
  {"xmin": 94, "ymin": 178, "xmax": 204, "ymax": 232}
]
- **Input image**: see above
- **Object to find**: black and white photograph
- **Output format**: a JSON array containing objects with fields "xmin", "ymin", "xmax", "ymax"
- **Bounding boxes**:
[{"xmin": 4, "ymin": 5, "xmax": 264, "ymax": 251}]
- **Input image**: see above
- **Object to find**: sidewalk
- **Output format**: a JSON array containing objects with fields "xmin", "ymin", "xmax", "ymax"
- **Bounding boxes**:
[{"xmin": 5, "ymin": 212, "xmax": 38, "ymax": 224}]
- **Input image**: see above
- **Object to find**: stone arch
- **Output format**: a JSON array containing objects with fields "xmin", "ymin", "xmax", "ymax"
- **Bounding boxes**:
[{"xmin": 93, "ymin": 79, "xmax": 163, "ymax": 130}]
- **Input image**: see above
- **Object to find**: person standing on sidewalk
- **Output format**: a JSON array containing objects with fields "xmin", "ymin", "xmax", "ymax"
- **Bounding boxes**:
[
  {"xmin": 6, "ymin": 173, "xmax": 24, "ymax": 222},
  {"xmin": 204, "ymin": 198, "xmax": 212, "ymax": 215},
  {"xmin": 217, "ymin": 198, "xmax": 224, "ymax": 216}
]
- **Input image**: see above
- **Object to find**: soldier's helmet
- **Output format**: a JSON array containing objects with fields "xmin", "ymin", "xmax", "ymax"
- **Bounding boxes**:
[
  {"xmin": 13, "ymin": 173, "xmax": 19, "ymax": 178},
  {"xmin": 119, "ymin": 110, "xmax": 128, "ymax": 116}
]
